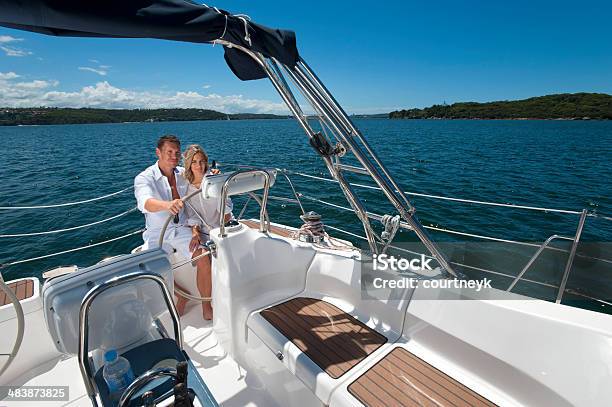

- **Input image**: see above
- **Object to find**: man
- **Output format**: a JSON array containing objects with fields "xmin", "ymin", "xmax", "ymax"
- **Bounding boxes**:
[{"xmin": 134, "ymin": 134, "xmax": 194, "ymax": 316}]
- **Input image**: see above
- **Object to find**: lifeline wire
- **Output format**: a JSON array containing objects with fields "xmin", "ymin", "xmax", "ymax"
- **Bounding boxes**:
[
  {"xmin": 288, "ymin": 170, "xmax": 612, "ymax": 219},
  {"xmin": 298, "ymin": 193, "xmax": 612, "ymax": 265},
  {"xmin": 0, "ymin": 207, "xmax": 138, "ymax": 238},
  {"xmin": 0, "ymin": 186, "xmax": 133, "ymax": 210},
  {"xmin": 0, "ymin": 229, "xmax": 144, "ymax": 268}
]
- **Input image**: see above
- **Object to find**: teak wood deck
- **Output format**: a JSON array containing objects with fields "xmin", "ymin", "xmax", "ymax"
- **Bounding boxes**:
[
  {"xmin": 348, "ymin": 347, "xmax": 497, "ymax": 407},
  {"xmin": 241, "ymin": 219, "xmax": 293, "ymax": 238},
  {"xmin": 260, "ymin": 297, "xmax": 387, "ymax": 378},
  {"xmin": 0, "ymin": 279, "xmax": 34, "ymax": 306}
]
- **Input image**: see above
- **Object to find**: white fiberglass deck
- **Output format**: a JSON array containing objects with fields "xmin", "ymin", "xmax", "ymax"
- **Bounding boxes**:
[{"xmin": 1, "ymin": 304, "xmax": 277, "ymax": 407}]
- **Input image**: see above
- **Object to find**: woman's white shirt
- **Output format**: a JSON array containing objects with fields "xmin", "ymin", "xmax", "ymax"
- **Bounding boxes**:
[{"xmin": 184, "ymin": 176, "xmax": 233, "ymax": 237}]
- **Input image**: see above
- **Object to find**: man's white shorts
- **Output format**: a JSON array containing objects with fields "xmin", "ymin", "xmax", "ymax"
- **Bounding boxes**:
[{"xmin": 142, "ymin": 226, "xmax": 193, "ymax": 262}]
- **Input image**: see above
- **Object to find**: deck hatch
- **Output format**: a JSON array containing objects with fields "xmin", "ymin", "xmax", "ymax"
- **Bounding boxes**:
[{"xmin": 348, "ymin": 347, "xmax": 497, "ymax": 407}]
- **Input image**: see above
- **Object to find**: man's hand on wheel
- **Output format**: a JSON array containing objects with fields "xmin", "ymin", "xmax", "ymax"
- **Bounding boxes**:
[{"xmin": 166, "ymin": 199, "xmax": 183, "ymax": 215}]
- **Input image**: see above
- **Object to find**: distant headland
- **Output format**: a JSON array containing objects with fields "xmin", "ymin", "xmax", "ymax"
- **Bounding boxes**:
[
  {"xmin": 389, "ymin": 93, "xmax": 612, "ymax": 120},
  {"xmin": 0, "ymin": 108, "xmax": 290, "ymax": 126},
  {"xmin": 2, "ymin": 93, "xmax": 611, "ymax": 125}
]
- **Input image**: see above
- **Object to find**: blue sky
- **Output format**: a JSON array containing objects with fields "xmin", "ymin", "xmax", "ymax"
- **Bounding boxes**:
[{"xmin": 1, "ymin": 0, "xmax": 610, "ymax": 114}]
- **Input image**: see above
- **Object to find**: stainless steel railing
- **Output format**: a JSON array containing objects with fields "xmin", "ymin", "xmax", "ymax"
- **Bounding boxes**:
[
  {"xmin": 78, "ymin": 271, "xmax": 182, "ymax": 407},
  {"xmin": 218, "ymin": 169, "xmax": 273, "ymax": 237}
]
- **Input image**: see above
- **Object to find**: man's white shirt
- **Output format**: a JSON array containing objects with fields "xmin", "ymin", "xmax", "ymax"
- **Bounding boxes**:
[{"xmin": 134, "ymin": 161, "xmax": 190, "ymax": 244}]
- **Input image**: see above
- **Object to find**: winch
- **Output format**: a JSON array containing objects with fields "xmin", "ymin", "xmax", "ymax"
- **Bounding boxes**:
[{"xmin": 297, "ymin": 211, "xmax": 325, "ymax": 244}]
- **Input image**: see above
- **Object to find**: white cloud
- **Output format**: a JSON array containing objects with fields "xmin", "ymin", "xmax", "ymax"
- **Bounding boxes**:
[
  {"xmin": 0, "ymin": 76, "xmax": 288, "ymax": 114},
  {"xmin": 0, "ymin": 75, "xmax": 58, "ymax": 102},
  {"xmin": 202, "ymin": 84, "xmax": 211, "ymax": 89},
  {"xmin": 1, "ymin": 46, "xmax": 32, "ymax": 57},
  {"xmin": 79, "ymin": 61, "xmax": 111, "ymax": 76},
  {"xmin": 78, "ymin": 66, "xmax": 107, "ymax": 76},
  {"xmin": 0, "ymin": 72, "xmax": 19, "ymax": 80},
  {"xmin": 14, "ymin": 80, "xmax": 59, "ymax": 89},
  {"xmin": 0, "ymin": 35, "xmax": 22, "ymax": 43}
]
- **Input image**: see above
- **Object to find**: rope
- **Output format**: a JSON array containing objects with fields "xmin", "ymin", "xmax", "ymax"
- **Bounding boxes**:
[
  {"xmin": 171, "ymin": 250, "xmax": 211, "ymax": 270},
  {"xmin": 381, "ymin": 214, "xmax": 401, "ymax": 241},
  {"xmin": 0, "ymin": 207, "xmax": 138, "ymax": 238},
  {"xmin": 287, "ymin": 211, "xmax": 354, "ymax": 251},
  {"xmin": 171, "ymin": 250, "xmax": 213, "ymax": 302},
  {"xmin": 235, "ymin": 15, "xmax": 252, "ymax": 46},
  {"xmin": 0, "ymin": 229, "xmax": 144, "ymax": 268},
  {"xmin": 0, "ymin": 186, "xmax": 133, "ymax": 210},
  {"xmin": 294, "ymin": 214, "xmax": 325, "ymax": 240},
  {"xmin": 380, "ymin": 214, "xmax": 401, "ymax": 253},
  {"xmin": 218, "ymin": 13, "xmax": 228, "ymax": 41}
]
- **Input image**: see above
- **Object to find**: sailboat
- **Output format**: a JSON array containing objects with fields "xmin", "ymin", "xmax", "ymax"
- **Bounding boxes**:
[{"xmin": 0, "ymin": 1, "xmax": 611, "ymax": 406}]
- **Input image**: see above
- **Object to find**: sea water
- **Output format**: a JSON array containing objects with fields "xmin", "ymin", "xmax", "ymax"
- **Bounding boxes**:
[{"xmin": 1, "ymin": 119, "xmax": 610, "ymax": 311}]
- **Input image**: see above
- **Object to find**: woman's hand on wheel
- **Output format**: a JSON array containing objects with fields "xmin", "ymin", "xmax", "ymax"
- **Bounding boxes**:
[{"xmin": 189, "ymin": 235, "xmax": 201, "ymax": 252}]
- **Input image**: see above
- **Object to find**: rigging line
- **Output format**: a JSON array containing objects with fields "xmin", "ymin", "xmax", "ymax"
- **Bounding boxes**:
[
  {"xmin": 0, "ymin": 185, "xmax": 133, "ymax": 210},
  {"xmin": 324, "ymin": 224, "xmax": 366, "ymax": 240},
  {"xmin": 288, "ymin": 170, "xmax": 608, "ymax": 217},
  {"xmin": 0, "ymin": 229, "xmax": 144, "ymax": 268},
  {"xmin": 299, "ymin": 193, "xmax": 612, "ymax": 264},
  {"xmin": 0, "ymin": 207, "xmax": 138, "ymax": 238}
]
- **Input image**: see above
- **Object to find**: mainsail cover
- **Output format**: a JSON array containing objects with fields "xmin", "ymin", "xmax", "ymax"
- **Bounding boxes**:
[{"xmin": 0, "ymin": 0, "xmax": 299, "ymax": 80}]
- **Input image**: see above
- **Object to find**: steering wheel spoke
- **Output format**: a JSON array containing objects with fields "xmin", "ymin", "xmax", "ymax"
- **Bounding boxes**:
[
  {"xmin": 117, "ymin": 367, "xmax": 178, "ymax": 407},
  {"xmin": 0, "ymin": 278, "xmax": 25, "ymax": 377}
]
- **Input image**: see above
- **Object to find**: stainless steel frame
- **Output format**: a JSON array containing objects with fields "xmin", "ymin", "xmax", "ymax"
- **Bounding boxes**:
[
  {"xmin": 506, "ymin": 234, "xmax": 574, "ymax": 292},
  {"xmin": 216, "ymin": 163, "xmax": 307, "ymax": 215},
  {"xmin": 218, "ymin": 169, "xmax": 272, "ymax": 237},
  {"xmin": 215, "ymin": 40, "xmax": 457, "ymax": 276},
  {"xmin": 556, "ymin": 209, "xmax": 588, "ymax": 303},
  {"xmin": 78, "ymin": 271, "xmax": 183, "ymax": 407}
]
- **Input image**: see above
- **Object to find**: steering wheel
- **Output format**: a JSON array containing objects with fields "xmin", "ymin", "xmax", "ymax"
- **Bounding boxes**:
[
  {"xmin": 117, "ymin": 367, "xmax": 178, "ymax": 407},
  {"xmin": 158, "ymin": 188, "xmax": 201, "ymax": 249},
  {"xmin": 0, "ymin": 278, "xmax": 25, "ymax": 377},
  {"xmin": 155, "ymin": 187, "xmax": 216, "ymax": 303}
]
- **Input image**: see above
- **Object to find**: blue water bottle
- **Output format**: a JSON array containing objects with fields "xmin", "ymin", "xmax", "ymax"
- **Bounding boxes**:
[{"xmin": 102, "ymin": 349, "xmax": 135, "ymax": 401}]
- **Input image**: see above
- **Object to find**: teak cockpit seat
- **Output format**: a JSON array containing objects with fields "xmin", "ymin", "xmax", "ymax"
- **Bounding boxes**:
[
  {"xmin": 248, "ymin": 296, "xmax": 393, "ymax": 404},
  {"xmin": 345, "ymin": 347, "xmax": 497, "ymax": 407},
  {"xmin": 247, "ymin": 249, "xmax": 414, "ymax": 404},
  {"xmin": 260, "ymin": 297, "xmax": 387, "ymax": 379},
  {"xmin": 246, "ymin": 249, "xmax": 503, "ymax": 406}
]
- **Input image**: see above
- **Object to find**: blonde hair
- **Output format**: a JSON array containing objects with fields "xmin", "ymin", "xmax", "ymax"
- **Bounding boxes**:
[{"xmin": 182, "ymin": 144, "xmax": 209, "ymax": 184}]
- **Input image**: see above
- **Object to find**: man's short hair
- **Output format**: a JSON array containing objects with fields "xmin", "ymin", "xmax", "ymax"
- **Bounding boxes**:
[{"xmin": 157, "ymin": 134, "xmax": 181, "ymax": 150}]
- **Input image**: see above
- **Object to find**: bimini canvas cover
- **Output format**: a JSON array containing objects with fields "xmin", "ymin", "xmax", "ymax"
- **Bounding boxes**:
[{"xmin": 0, "ymin": 0, "xmax": 299, "ymax": 80}]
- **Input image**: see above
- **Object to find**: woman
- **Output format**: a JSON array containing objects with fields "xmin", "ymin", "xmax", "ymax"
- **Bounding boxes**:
[{"xmin": 181, "ymin": 144, "xmax": 233, "ymax": 320}]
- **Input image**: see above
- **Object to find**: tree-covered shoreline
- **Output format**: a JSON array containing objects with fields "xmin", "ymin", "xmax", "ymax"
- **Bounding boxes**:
[
  {"xmin": 2, "ymin": 93, "xmax": 611, "ymax": 125},
  {"xmin": 0, "ymin": 107, "xmax": 290, "ymax": 126},
  {"xmin": 389, "ymin": 93, "xmax": 612, "ymax": 120}
]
